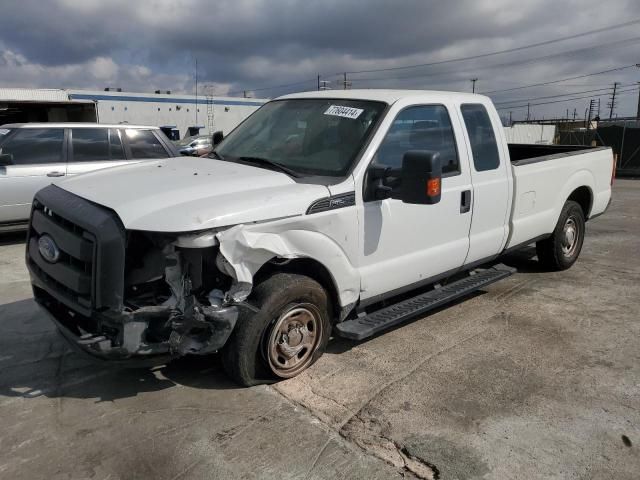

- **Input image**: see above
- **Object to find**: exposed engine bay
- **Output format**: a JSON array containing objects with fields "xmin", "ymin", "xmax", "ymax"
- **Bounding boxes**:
[{"xmin": 110, "ymin": 230, "xmax": 251, "ymax": 357}]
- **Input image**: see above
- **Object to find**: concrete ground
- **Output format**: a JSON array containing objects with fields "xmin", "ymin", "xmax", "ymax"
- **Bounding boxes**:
[{"xmin": 1, "ymin": 180, "xmax": 638, "ymax": 480}]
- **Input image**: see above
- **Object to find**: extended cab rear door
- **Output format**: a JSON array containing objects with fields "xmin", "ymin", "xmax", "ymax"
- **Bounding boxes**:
[
  {"xmin": 456, "ymin": 102, "xmax": 512, "ymax": 264},
  {"xmin": 357, "ymin": 102, "xmax": 474, "ymax": 303}
]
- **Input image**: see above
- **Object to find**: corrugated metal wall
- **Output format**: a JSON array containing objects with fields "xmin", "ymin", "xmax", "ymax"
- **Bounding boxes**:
[
  {"xmin": 68, "ymin": 90, "xmax": 267, "ymax": 137},
  {"xmin": 0, "ymin": 88, "xmax": 70, "ymax": 102},
  {"xmin": 503, "ymin": 124, "xmax": 556, "ymax": 145},
  {"xmin": 1, "ymin": 88, "xmax": 266, "ymax": 138}
]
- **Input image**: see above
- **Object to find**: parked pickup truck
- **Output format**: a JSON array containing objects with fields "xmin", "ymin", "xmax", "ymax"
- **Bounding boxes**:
[{"xmin": 26, "ymin": 90, "xmax": 614, "ymax": 386}]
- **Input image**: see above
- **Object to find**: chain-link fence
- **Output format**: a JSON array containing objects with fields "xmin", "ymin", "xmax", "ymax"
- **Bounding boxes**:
[{"xmin": 558, "ymin": 120, "xmax": 640, "ymax": 177}]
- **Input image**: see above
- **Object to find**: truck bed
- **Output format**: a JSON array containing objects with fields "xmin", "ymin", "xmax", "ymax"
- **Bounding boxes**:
[
  {"xmin": 504, "ymin": 144, "xmax": 613, "ymax": 249},
  {"xmin": 508, "ymin": 143, "xmax": 599, "ymax": 165}
]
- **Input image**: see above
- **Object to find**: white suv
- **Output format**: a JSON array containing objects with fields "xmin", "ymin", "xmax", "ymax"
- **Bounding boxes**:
[{"xmin": 0, "ymin": 123, "xmax": 177, "ymax": 232}]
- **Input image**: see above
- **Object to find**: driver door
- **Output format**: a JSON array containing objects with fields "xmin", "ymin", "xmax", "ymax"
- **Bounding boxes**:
[{"xmin": 357, "ymin": 104, "xmax": 473, "ymax": 303}]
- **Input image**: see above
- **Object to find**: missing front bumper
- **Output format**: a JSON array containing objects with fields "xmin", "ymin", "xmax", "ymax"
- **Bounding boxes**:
[{"xmin": 34, "ymin": 287, "xmax": 245, "ymax": 363}]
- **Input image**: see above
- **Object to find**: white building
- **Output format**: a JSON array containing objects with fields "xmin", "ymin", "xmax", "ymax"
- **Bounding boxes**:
[{"xmin": 0, "ymin": 87, "xmax": 267, "ymax": 139}]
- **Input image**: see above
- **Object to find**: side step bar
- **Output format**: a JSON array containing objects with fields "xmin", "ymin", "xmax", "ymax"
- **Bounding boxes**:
[{"xmin": 335, "ymin": 265, "xmax": 515, "ymax": 341}]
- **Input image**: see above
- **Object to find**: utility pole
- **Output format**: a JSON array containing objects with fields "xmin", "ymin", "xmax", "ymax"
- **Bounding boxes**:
[
  {"xmin": 194, "ymin": 58, "xmax": 198, "ymax": 127},
  {"xmin": 243, "ymin": 90, "xmax": 248, "ymax": 98},
  {"xmin": 584, "ymin": 107, "xmax": 589, "ymax": 128},
  {"xmin": 587, "ymin": 98, "xmax": 597, "ymax": 129},
  {"xmin": 509, "ymin": 111, "xmax": 512, "ymax": 126},
  {"xmin": 573, "ymin": 108, "xmax": 577, "ymax": 121},
  {"xmin": 526, "ymin": 103, "xmax": 530, "ymax": 122},
  {"xmin": 342, "ymin": 72, "xmax": 351, "ymax": 90},
  {"xmin": 608, "ymin": 82, "xmax": 619, "ymax": 119},
  {"xmin": 636, "ymin": 82, "xmax": 640, "ymax": 119},
  {"xmin": 317, "ymin": 74, "xmax": 320, "ymax": 91},
  {"xmin": 471, "ymin": 78, "xmax": 478, "ymax": 93}
]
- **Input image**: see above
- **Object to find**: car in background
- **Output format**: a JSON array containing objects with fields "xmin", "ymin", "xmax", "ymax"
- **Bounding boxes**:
[
  {"xmin": 174, "ymin": 134, "xmax": 212, "ymax": 156},
  {"xmin": 0, "ymin": 123, "xmax": 178, "ymax": 232}
]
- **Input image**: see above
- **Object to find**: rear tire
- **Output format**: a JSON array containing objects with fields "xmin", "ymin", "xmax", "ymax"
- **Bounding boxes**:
[
  {"xmin": 221, "ymin": 273, "xmax": 332, "ymax": 387},
  {"xmin": 536, "ymin": 200, "xmax": 585, "ymax": 271}
]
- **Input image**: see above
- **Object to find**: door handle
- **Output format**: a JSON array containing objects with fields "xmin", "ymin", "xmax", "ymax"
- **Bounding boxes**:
[
  {"xmin": 47, "ymin": 171, "xmax": 65, "ymax": 177},
  {"xmin": 460, "ymin": 190, "xmax": 471, "ymax": 213}
]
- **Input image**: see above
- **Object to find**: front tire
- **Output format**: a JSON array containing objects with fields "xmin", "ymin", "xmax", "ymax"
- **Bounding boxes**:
[
  {"xmin": 221, "ymin": 273, "xmax": 332, "ymax": 386},
  {"xmin": 536, "ymin": 200, "xmax": 585, "ymax": 271}
]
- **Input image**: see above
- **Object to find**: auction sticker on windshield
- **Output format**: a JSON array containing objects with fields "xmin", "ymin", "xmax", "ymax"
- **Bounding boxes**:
[
  {"xmin": 324, "ymin": 105, "xmax": 364, "ymax": 119},
  {"xmin": 0, "ymin": 129, "xmax": 10, "ymax": 135}
]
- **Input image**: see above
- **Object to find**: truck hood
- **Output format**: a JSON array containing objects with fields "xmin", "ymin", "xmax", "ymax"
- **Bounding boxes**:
[{"xmin": 58, "ymin": 157, "xmax": 329, "ymax": 232}]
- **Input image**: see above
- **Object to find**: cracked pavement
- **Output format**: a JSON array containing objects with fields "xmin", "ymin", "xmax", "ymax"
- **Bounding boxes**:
[{"xmin": 1, "ymin": 180, "xmax": 639, "ymax": 479}]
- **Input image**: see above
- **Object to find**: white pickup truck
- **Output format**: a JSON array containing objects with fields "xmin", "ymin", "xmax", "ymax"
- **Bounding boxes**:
[{"xmin": 26, "ymin": 90, "xmax": 614, "ymax": 385}]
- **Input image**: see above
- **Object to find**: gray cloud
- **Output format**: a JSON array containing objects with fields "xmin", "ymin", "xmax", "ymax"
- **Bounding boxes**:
[{"xmin": 1, "ymin": 0, "xmax": 639, "ymax": 119}]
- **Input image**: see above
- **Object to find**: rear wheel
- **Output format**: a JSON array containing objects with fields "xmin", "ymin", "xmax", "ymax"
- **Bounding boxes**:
[
  {"xmin": 536, "ymin": 200, "xmax": 585, "ymax": 271},
  {"xmin": 221, "ymin": 273, "xmax": 332, "ymax": 386}
]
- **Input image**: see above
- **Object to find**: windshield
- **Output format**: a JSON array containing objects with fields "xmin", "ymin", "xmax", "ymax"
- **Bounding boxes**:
[{"xmin": 216, "ymin": 99, "xmax": 386, "ymax": 176}]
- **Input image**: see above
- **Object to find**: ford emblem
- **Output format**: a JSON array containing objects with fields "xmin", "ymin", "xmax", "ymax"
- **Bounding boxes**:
[{"xmin": 38, "ymin": 234, "xmax": 61, "ymax": 263}]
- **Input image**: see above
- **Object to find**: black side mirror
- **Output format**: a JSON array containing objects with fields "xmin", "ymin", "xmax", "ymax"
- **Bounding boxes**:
[
  {"xmin": 400, "ymin": 150, "xmax": 442, "ymax": 205},
  {"xmin": 212, "ymin": 131, "xmax": 224, "ymax": 146},
  {"xmin": 0, "ymin": 153, "xmax": 13, "ymax": 166}
]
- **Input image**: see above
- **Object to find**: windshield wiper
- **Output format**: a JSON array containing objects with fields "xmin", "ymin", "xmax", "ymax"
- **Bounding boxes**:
[{"xmin": 236, "ymin": 156, "xmax": 301, "ymax": 178}]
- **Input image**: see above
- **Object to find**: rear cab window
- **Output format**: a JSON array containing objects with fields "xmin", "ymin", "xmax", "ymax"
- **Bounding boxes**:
[
  {"xmin": 460, "ymin": 104, "xmax": 501, "ymax": 172},
  {"xmin": 124, "ymin": 129, "xmax": 169, "ymax": 159},
  {"xmin": 71, "ymin": 128, "xmax": 125, "ymax": 162},
  {"xmin": 0, "ymin": 128, "xmax": 65, "ymax": 165}
]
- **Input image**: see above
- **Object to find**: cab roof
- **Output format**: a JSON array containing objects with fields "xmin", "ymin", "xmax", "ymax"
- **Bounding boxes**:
[{"xmin": 276, "ymin": 89, "xmax": 490, "ymax": 105}]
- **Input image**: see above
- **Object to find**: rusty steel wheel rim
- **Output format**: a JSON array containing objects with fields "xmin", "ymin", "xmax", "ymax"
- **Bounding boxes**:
[{"xmin": 266, "ymin": 304, "xmax": 322, "ymax": 378}]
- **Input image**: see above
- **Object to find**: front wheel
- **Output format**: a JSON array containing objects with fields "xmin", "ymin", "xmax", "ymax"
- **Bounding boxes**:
[
  {"xmin": 221, "ymin": 273, "xmax": 332, "ymax": 386},
  {"xmin": 536, "ymin": 200, "xmax": 585, "ymax": 271}
]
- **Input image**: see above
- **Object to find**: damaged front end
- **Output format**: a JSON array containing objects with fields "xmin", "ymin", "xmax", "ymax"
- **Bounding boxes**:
[
  {"xmin": 118, "ymin": 232, "xmax": 249, "ymax": 358},
  {"xmin": 27, "ymin": 186, "xmax": 251, "ymax": 364}
]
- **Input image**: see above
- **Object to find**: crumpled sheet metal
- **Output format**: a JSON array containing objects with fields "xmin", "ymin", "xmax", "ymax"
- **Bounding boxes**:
[{"xmin": 216, "ymin": 219, "xmax": 360, "ymax": 306}]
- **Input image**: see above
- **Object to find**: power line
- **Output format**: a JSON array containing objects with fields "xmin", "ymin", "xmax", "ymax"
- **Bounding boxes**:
[
  {"xmin": 333, "ymin": 17, "xmax": 640, "ymax": 76},
  {"xmin": 225, "ymin": 77, "xmax": 317, "ymax": 96},
  {"xmin": 347, "ymin": 37, "xmax": 640, "ymax": 85},
  {"xmin": 494, "ymin": 83, "xmax": 637, "ymax": 106},
  {"xmin": 483, "ymin": 64, "xmax": 639, "ymax": 95},
  {"xmin": 221, "ymin": 20, "xmax": 640, "ymax": 98},
  {"xmin": 499, "ymin": 88, "xmax": 637, "ymax": 112},
  {"xmin": 494, "ymin": 87, "xmax": 638, "ymax": 110}
]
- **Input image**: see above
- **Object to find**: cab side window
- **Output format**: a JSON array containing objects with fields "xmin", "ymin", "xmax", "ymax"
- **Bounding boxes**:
[
  {"xmin": 460, "ymin": 104, "xmax": 500, "ymax": 172},
  {"xmin": 0, "ymin": 129, "xmax": 64, "ymax": 165},
  {"xmin": 373, "ymin": 105, "xmax": 459, "ymax": 175},
  {"xmin": 71, "ymin": 128, "xmax": 125, "ymax": 162}
]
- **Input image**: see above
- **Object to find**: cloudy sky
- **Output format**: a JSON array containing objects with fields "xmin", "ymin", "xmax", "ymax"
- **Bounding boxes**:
[{"xmin": 1, "ymin": 0, "xmax": 639, "ymax": 120}]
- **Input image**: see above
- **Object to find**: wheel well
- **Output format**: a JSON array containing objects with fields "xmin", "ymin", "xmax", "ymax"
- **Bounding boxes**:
[
  {"xmin": 567, "ymin": 186, "xmax": 592, "ymax": 218},
  {"xmin": 254, "ymin": 257, "xmax": 341, "ymax": 321}
]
